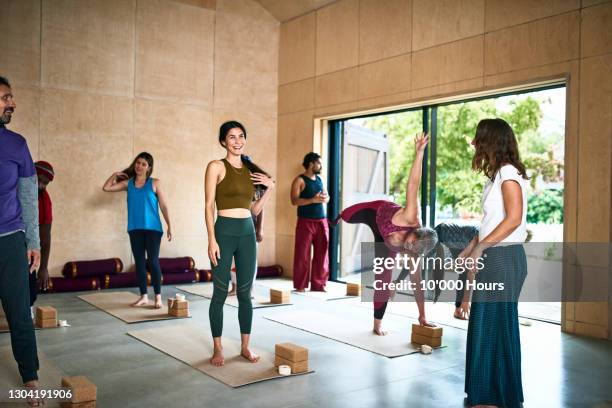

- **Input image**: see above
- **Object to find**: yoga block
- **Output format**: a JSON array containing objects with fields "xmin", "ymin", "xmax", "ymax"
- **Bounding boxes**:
[
  {"xmin": 270, "ymin": 289, "xmax": 290, "ymax": 304},
  {"xmin": 35, "ymin": 317, "xmax": 57, "ymax": 328},
  {"xmin": 36, "ymin": 306, "xmax": 57, "ymax": 320},
  {"xmin": 411, "ymin": 332, "xmax": 442, "ymax": 348},
  {"xmin": 274, "ymin": 355, "xmax": 308, "ymax": 374},
  {"xmin": 60, "ymin": 402, "xmax": 96, "ymax": 408},
  {"xmin": 167, "ymin": 299, "xmax": 189, "ymax": 310},
  {"xmin": 169, "ymin": 308, "xmax": 189, "ymax": 318},
  {"xmin": 411, "ymin": 324, "xmax": 443, "ymax": 338},
  {"xmin": 61, "ymin": 376, "xmax": 97, "ymax": 404},
  {"xmin": 275, "ymin": 343, "xmax": 308, "ymax": 362},
  {"xmin": 346, "ymin": 283, "xmax": 361, "ymax": 296}
]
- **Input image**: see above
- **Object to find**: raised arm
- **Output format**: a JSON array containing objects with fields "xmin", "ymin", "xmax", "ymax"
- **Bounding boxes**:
[
  {"xmin": 102, "ymin": 172, "xmax": 128, "ymax": 192},
  {"xmin": 397, "ymin": 133, "xmax": 428, "ymax": 225},
  {"xmin": 153, "ymin": 179, "xmax": 172, "ymax": 241}
]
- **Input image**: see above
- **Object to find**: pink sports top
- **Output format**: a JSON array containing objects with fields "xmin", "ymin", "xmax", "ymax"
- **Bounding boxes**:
[{"xmin": 375, "ymin": 201, "xmax": 418, "ymax": 240}]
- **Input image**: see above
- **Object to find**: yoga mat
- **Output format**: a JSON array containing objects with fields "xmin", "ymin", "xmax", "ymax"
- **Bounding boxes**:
[
  {"xmin": 127, "ymin": 324, "xmax": 313, "ymax": 387},
  {"xmin": 0, "ymin": 347, "xmax": 63, "ymax": 407},
  {"xmin": 78, "ymin": 291, "xmax": 190, "ymax": 324},
  {"xmin": 174, "ymin": 284, "xmax": 293, "ymax": 309},
  {"xmin": 255, "ymin": 279, "xmax": 356, "ymax": 301},
  {"xmin": 354, "ymin": 299, "xmax": 469, "ymax": 331},
  {"xmin": 264, "ymin": 310, "xmax": 443, "ymax": 358}
]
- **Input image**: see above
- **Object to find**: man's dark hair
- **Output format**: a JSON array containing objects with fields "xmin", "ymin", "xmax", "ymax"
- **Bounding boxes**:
[
  {"xmin": 0, "ymin": 76, "xmax": 10, "ymax": 88},
  {"xmin": 302, "ymin": 152, "xmax": 321, "ymax": 169}
]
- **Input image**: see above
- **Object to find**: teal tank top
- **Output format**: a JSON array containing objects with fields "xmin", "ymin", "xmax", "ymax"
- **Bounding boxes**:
[
  {"xmin": 127, "ymin": 178, "xmax": 163, "ymax": 232},
  {"xmin": 297, "ymin": 175, "xmax": 326, "ymax": 219}
]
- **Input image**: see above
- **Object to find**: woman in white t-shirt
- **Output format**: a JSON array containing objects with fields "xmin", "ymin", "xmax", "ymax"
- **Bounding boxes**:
[{"xmin": 459, "ymin": 118, "xmax": 528, "ymax": 408}]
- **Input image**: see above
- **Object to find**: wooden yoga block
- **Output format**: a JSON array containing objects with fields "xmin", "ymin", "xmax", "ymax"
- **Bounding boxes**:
[
  {"xmin": 274, "ymin": 355, "xmax": 308, "ymax": 374},
  {"xmin": 411, "ymin": 332, "xmax": 442, "ymax": 348},
  {"xmin": 169, "ymin": 308, "xmax": 189, "ymax": 318},
  {"xmin": 35, "ymin": 317, "xmax": 57, "ymax": 329},
  {"xmin": 61, "ymin": 376, "xmax": 97, "ymax": 404},
  {"xmin": 60, "ymin": 401, "xmax": 96, "ymax": 408},
  {"xmin": 346, "ymin": 282, "xmax": 361, "ymax": 296},
  {"xmin": 411, "ymin": 324, "xmax": 443, "ymax": 338},
  {"xmin": 270, "ymin": 289, "xmax": 290, "ymax": 304},
  {"xmin": 275, "ymin": 342, "xmax": 308, "ymax": 362},
  {"xmin": 35, "ymin": 306, "xmax": 57, "ymax": 320},
  {"xmin": 167, "ymin": 299, "xmax": 188, "ymax": 310}
]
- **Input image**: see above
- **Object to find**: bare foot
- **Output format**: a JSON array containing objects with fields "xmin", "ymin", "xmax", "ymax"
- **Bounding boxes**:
[
  {"xmin": 210, "ymin": 347, "xmax": 224, "ymax": 366},
  {"xmin": 311, "ymin": 287, "xmax": 327, "ymax": 292},
  {"xmin": 373, "ymin": 319, "xmax": 387, "ymax": 336},
  {"xmin": 240, "ymin": 347, "xmax": 260, "ymax": 363},
  {"xmin": 228, "ymin": 284, "xmax": 237, "ymax": 296},
  {"xmin": 131, "ymin": 295, "xmax": 149, "ymax": 307},
  {"xmin": 154, "ymin": 295, "xmax": 163, "ymax": 309},
  {"xmin": 24, "ymin": 380, "xmax": 44, "ymax": 407},
  {"xmin": 295, "ymin": 289, "xmax": 306, "ymax": 292}
]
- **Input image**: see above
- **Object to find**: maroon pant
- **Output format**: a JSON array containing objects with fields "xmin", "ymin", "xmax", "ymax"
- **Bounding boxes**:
[{"xmin": 293, "ymin": 218, "xmax": 329, "ymax": 291}]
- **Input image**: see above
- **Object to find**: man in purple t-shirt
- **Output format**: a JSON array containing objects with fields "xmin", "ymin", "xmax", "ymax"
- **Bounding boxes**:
[{"xmin": 0, "ymin": 75, "xmax": 42, "ymax": 401}]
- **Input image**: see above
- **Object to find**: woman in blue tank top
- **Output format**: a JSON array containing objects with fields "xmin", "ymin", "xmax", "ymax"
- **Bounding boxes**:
[{"xmin": 103, "ymin": 152, "xmax": 172, "ymax": 308}]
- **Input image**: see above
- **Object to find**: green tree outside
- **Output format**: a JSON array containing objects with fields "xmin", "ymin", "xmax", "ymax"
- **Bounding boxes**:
[{"xmin": 361, "ymin": 95, "xmax": 564, "ymax": 223}]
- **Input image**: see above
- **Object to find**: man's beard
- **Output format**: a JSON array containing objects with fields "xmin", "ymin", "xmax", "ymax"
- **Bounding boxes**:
[
  {"xmin": 313, "ymin": 168, "xmax": 321, "ymax": 174},
  {"xmin": 0, "ymin": 110, "xmax": 13, "ymax": 125}
]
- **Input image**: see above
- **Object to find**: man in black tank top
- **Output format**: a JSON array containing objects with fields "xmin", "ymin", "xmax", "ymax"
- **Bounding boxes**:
[{"xmin": 290, "ymin": 152, "xmax": 330, "ymax": 292}]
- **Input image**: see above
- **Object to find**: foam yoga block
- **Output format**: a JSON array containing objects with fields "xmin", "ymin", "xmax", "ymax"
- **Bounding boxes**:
[
  {"xmin": 411, "ymin": 324, "xmax": 443, "ymax": 338},
  {"xmin": 62, "ymin": 258, "xmax": 122, "ymax": 278},
  {"xmin": 411, "ymin": 324, "xmax": 443, "ymax": 347},
  {"xmin": 256, "ymin": 264, "xmax": 283, "ymax": 278},
  {"xmin": 275, "ymin": 343, "xmax": 308, "ymax": 362},
  {"xmin": 346, "ymin": 282, "xmax": 361, "ymax": 296},
  {"xmin": 411, "ymin": 333, "xmax": 442, "ymax": 348},
  {"xmin": 48, "ymin": 277, "xmax": 100, "ymax": 293},
  {"xmin": 61, "ymin": 376, "xmax": 97, "ymax": 404},
  {"xmin": 168, "ymin": 299, "xmax": 189, "ymax": 317},
  {"xmin": 35, "ymin": 306, "xmax": 57, "ymax": 320},
  {"xmin": 35, "ymin": 306, "xmax": 57, "ymax": 328},
  {"xmin": 36, "ymin": 317, "xmax": 57, "ymax": 328},
  {"xmin": 274, "ymin": 355, "xmax": 308, "ymax": 373},
  {"xmin": 270, "ymin": 289, "xmax": 290, "ymax": 304}
]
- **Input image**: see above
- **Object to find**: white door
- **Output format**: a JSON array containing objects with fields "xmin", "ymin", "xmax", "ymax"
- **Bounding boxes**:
[{"xmin": 340, "ymin": 123, "xmax": 390, "ymax": 277}]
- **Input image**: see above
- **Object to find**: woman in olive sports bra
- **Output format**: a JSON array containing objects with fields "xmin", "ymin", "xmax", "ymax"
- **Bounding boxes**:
[{"xmin": 204, "ymin": 121, "xmax": 275, "ymax": 367}]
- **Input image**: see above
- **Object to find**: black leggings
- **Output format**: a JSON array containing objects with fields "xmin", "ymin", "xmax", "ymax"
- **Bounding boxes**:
[{"xmin": 128, "ymin": 229, "xmax": 162, "ymax": 295}]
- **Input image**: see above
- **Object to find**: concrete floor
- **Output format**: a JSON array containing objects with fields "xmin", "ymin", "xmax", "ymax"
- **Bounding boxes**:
[{"xmin": 1, "ymin": 282, "xmax": 611, "ymax": 408}]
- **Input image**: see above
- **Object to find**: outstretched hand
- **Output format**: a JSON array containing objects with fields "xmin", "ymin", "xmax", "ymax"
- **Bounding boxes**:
[{"xmin": 414, "ymin": 133, "xmax": 429, "ymax": 153}]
